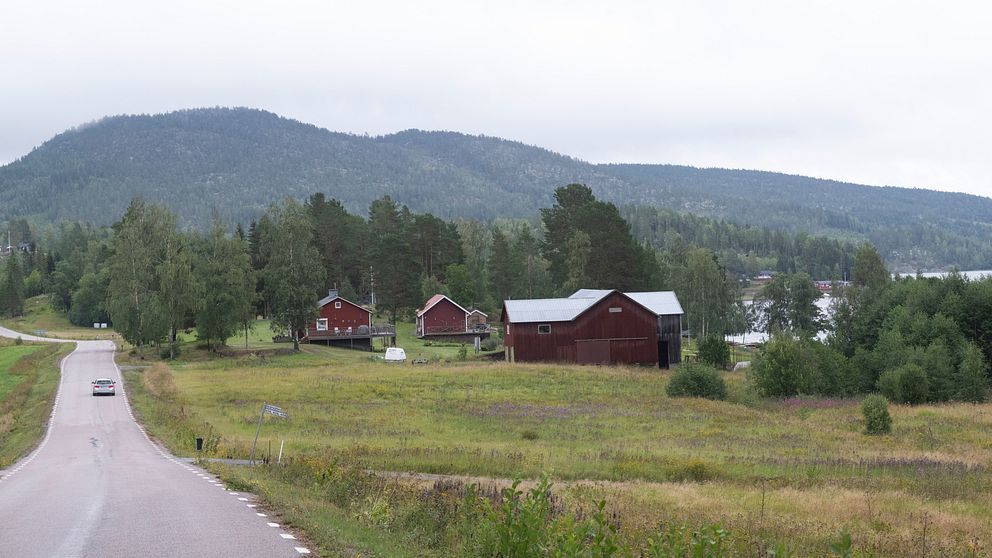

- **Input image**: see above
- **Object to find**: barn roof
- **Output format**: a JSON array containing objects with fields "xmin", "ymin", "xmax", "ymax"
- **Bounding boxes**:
[
  {"xmin": 569, "ymin": 289, "xmax": 683, "ymax": 316},
  {"xmin": 626, "ymin": 291, "xmax": 683, "ymax": 316},
  {"xmin": 416, "ymin": 294, "xmax": 469, "ymax": 318},
  {"xmin": 503, "ymin": 290, "xmax": 613, "ymax": 323}
]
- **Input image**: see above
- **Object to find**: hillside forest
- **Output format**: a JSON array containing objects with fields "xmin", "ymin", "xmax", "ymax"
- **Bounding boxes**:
[{"xmin": 3, "ymin": 107, "xmax": 992, "ymax": 272}]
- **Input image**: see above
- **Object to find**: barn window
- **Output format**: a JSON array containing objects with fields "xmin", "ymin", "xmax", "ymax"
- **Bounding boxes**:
[
  {"xmin": 506, "ymin": 324, "xmax": 510, "ymax": 335},
  {"xmin": 538, "ymin": 324, "xmax": 551, "ymax": 334},
  {"xmin": 609, "ymin": 307, "xmax": 622, "ymax": 313},
  {"xmin": 334, "ymin": 301, "xmax": 342, "ymax": 309},
  {"xmin": 316, "ymin": 318, "xmax": 328, "ymax": 331}
]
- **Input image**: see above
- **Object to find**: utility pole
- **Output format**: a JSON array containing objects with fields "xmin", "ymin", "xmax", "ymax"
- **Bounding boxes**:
[{"xmin": 369, "ymin": 265, "xmax": 375, "ymax": 305}]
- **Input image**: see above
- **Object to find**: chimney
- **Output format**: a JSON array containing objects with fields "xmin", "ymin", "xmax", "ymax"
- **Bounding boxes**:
[{"xmin": 328, "ymin": 289, "xmax": 338, "ymax": 299}]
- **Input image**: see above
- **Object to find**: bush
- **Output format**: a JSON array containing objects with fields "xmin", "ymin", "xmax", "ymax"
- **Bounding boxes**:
[
  {"xmin": 877, "ymin": 364, "xmax": 928, "ymax": 404},
  {"xmin": 14, "ymin": 336, "xmax": 23, "ymax": 346},
  {"xmin": 666, "ymin": 363, "xmax": 727, "ymax": 400},
  {"xmin": 862, "ymin": 394, "xmax": 892, "ymax": 435},
  {"xmin": 955, "ymin": 342, "xmax": 989, "ymax": 402},
  {"xmin": 697, "ymin": 335, "xmax": 731, "ymax": 369},
  {"xmin": 457, "ymin": 344, "xmax": 468, "ymax": 360}
]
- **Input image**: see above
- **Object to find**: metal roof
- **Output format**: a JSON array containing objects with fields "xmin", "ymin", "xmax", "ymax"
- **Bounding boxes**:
[
  {"xmin": 316, "ymin": 294, "xmax": 370, "ymax": 313},
  {"xmin": 626, "ymin": 291, "xmax": 683, "ymax": 316},
  {"xmin": 570, "ymin": 289, "xmax": 682, "ymax": 316},
  {"xmin": 503, "ymin": 290, "xmax": 613, "ymax": 323}
]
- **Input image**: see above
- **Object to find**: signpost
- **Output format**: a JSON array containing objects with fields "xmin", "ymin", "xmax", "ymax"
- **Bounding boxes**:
[{"xmin": 249, "ymin": 402, "xmax": 288, "ymax": 464}]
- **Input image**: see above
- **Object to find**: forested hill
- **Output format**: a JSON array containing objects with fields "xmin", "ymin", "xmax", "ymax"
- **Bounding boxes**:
[{"xmin": 2, "ymin": 107, "xmax": 991, "ymax": 270}]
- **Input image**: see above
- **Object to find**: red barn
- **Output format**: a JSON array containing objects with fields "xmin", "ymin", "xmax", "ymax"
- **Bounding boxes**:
[
  {"xmin": 303, "ymin": 290, "xmax": 377, "ymax": 351},
  {"xmin": 501, "ymin": 289, "xmax": 671, "ymax": 366}
]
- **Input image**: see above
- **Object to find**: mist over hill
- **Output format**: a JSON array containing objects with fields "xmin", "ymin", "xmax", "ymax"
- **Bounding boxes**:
[{"xmin": 2, "ymin": 107, "xmax": 990, "ymax": 270}]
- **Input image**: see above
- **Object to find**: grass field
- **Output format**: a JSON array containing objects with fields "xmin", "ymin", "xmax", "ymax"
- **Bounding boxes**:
[
  {"xmin": 0, "ymin": 295, "xmax": 119, "ymax": 341},
  {"xmin": 0, "ymin": 339, "xmax": 75, "ymax": 468},
  {"xmin": 123, "ymin": 347, "xmax": 992, "ymax": 557}
]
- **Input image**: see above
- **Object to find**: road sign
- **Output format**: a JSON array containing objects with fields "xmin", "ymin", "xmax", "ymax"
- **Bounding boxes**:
[
  {"xmin": 251, "ymin": 402, "xmax": 289, "ymax": 464},
  {"xmin": 263, "ymin": 404, "xmax": 288, "ymax": 419}
]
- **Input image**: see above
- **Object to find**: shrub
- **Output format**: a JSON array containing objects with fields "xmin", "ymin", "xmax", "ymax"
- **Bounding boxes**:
[
  {"xmin": 749, "ymin": 334, "xmax": 810, "ymax": 397},
  {"xmin": 666, "ymin": 363, "xmax": 727, "ymax": 400},
  {"xmin": 877, "ymin": 364, "xmax": 928, "ymax": 404},
  {"xmin": 457, "ymin": 344, "xmax": 468, "ymax": 360},
  {"xmin": 521, "ymin": 429, "xmax": 539, "ymax": 441},
  {"xmin": 862, "ymin": 394, "xmax": 891, "ymax": 435},
  {"xmin": 697, "ymin": 335, "xmax": 731, "ymax": 369},
  {"xmin": 876, "ymin": 369, "xmax": 902, "ymax": 403},
  {"xmin": 14, "ymin": 336, "xmax": 22, "ymax": 346},
  {"xmin": 955, "ymin": 342, "xmax": 989, "ymax": 403}
]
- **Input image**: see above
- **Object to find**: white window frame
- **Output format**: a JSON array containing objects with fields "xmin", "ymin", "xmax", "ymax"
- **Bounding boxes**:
[
  {"xmin": 538, "ymin": 324, "xmax": 551, "ymax": 334},
  {"xmin": 334, "ymin": 301, "xmax": 342, "ymax": 309},
  {"xmin": 316, "ymin": 318, "xmax": 329, "ymax": 332}
]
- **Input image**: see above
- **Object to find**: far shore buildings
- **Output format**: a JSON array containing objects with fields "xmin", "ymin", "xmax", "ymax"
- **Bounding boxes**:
[{"xmin": 501, "ymin": 289, "xmax": 682, "ymax": 367}]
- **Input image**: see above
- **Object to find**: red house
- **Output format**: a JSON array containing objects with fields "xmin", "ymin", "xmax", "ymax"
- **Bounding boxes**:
[
  {"xmin": 302, "ymin": 290, "xmax": 394, "ymax": 351},
  {"xmin": 416, "ymin": 294, "xmax": 492, "ymax": 342},
  {"xmin": 501, "ymin": 289, "xmax": 670, "ymax": 366},
  {"xmin": 416, "ymin": 294, "xmax": 468, "ymax": 336}
]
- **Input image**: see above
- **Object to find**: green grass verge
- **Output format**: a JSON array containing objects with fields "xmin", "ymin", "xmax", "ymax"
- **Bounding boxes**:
[
  {"xmin": 122, "ymin": 349, "xmax": 992, "ymax": 556},
  {"xmin": 0, "ymin": 340, "xmax": 75, "ymax": 467},
  {"xmin": 0, "ymin": 295, "xmax": 118, "ymax": 340}
]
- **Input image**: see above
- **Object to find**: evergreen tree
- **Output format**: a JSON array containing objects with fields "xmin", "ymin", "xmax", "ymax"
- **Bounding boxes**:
[
  {"xmin": 541, "ymin": 184, "xmax": 652, "ymax": 291},
  {"xmin": 0, "ymin": 254, "xmax": 25, "ymax": 317},
  {"xmin": 561, "ymin": 230, "xmax": 591, "ymax": 295},
  {"xmin": 488, "ymin": 227, "xmax": 518, "ymax": 303},
  {"xmin": 446, "ymin": 263, "xmax": 475, "ymax": 307},
  {"xmin": 368, "ymin": 196, "xmax": 421, "ymax": 323}
]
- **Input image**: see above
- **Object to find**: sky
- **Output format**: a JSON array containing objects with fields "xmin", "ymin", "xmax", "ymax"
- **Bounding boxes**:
[{"xmin": 3, "ymin": 1, "xmax": 992, "ymax": 197}]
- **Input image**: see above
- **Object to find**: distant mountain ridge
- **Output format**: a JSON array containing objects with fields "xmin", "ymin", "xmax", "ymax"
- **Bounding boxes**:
[{"xmin": 1, "ymin": 107, "xmax": 990, "ymax": 270}]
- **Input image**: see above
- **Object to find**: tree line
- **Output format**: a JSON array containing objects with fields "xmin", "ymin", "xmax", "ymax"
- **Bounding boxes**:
[
  {"xmin": 742, "ymin": 245, "xmax": 991, "ymax": 403},
  {"xmin": 1, "ymin": 184, "xmax": 867, "ymax": 352}
]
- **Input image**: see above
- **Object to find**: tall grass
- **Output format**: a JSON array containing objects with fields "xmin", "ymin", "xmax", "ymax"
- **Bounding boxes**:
[{"xmin": 125, "ymin": 353, "xmax": 992, "ymax": 556}]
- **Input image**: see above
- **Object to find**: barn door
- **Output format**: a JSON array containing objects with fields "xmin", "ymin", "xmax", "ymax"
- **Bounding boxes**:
[{"xmin": 576, "ymin": 340, "xmax": 610, "ymax": 364}]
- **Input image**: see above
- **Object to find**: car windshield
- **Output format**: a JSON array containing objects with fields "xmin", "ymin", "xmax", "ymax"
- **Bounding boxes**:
[{"xmin": 95, "ymin": 380, "xmax": 113, "ymax": 385}]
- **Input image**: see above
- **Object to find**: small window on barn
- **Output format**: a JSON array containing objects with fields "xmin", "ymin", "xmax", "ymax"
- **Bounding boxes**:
[
  {"xmin": 506, "ymin": 324, "xmax": 510, "ymax": 335},
  {"xmin": 538, "ymin": 324, "xmax": 551, "ymax": 334},
  {"xmin": 609, "ymin": 307, "xmax": 622, "ymax": 313},
  {"xmin": 334, "ymin": 301, "xmax": 342, "ymax": 309},
  {"xmin": 316, "ymin": 318, "xmax": 328, "ymax": 332}
]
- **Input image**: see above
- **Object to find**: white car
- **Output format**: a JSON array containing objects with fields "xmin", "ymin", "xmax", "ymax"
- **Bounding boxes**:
[{"xmin": 91, "ymin": 378, "xmax": 116, "ymax": 396}]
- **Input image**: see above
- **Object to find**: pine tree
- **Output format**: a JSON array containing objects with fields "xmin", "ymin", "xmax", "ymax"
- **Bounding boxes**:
[
  {"xmin": 0, "ymin": 254, "xmax": 25, "ymax": 317},
  {"xmin": 368, "ymin": 196, "xmax": 421, "ymax": 323}
]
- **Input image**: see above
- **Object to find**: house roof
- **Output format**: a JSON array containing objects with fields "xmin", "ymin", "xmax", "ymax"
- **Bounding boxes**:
[
  {"xmin": 416, "ymin": 294, "xmax": 469, "ymax": 318},
  {"xmin": 317, "ymin": 294, "xmax": 370, "ymax": 314},
  {"xmin": 467, "ymin": 309, "xmax": 488, "ymax": 317}
]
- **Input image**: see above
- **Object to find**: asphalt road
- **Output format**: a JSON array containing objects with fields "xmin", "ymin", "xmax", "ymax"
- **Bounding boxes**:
[{"xmin": 0, "ymin": 328, "xmax": 313, "ymax": 557}]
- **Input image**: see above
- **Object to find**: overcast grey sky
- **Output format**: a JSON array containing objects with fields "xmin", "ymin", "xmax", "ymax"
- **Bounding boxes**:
[{"xmin": 3, "ymin": 1, "xmax": 991, "ymax": 197}]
